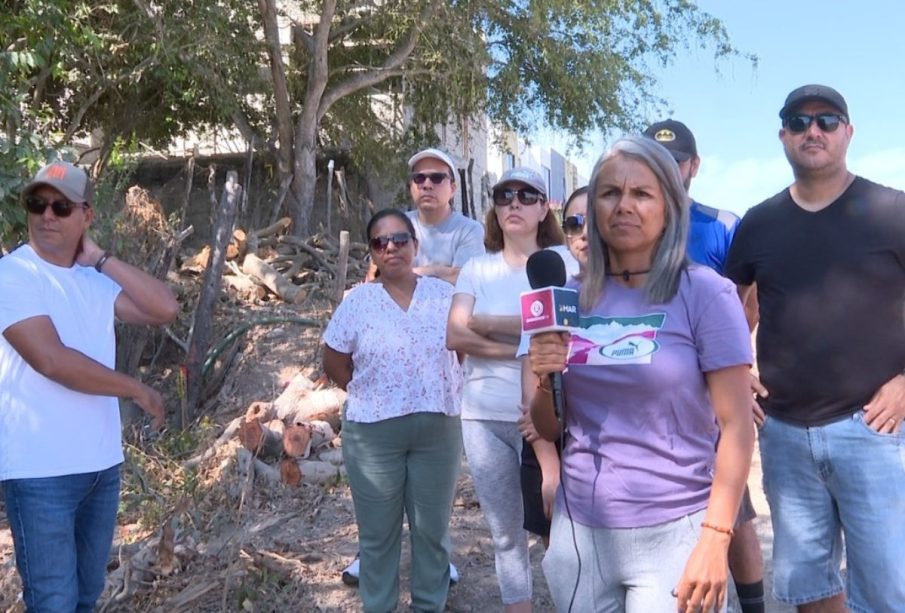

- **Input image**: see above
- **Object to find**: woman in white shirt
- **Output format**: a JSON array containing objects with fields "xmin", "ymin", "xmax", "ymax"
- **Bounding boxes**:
[
  {"xmin": 447, "ymin": 167, "xmax": 564, "ymax": 612},
  {"xmin": 323, "ymin": 208, "xmax": 463, "ymax": 613}
]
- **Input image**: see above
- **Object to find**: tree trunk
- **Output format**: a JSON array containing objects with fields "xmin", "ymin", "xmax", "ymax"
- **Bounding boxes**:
[{"xmin": 183, "ymin": 171, "xmax": 241, "ymax": 426}]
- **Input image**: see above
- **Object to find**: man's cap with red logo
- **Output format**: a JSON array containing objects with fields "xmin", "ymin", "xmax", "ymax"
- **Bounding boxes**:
[{"xmin": 22, "ymin": 161, "xmax": 94, "ymax": 205}]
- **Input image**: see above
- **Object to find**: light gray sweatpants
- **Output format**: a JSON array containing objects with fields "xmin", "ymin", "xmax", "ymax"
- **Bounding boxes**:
[{"xmin": 461, "ymin": 418, "xmax": 532, "ymax": 605}]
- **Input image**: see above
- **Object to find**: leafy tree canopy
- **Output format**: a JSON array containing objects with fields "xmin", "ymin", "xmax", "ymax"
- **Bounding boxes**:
[{"xmin": 1, "ymin": 0, "xmax": 753, "ymax": 243}]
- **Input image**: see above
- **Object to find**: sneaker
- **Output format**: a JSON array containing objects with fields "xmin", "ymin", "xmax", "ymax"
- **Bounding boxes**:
[
  {"xmin": 341, "ymin": 554, "xmax": 360, "ymax": 587},
  {"xmin": 341, "ymin": 554, "xmax": 459, "ymax": 588},
  {"xmin": 448, "ymin": 562, "xmax": 460, "ymax": 586}
]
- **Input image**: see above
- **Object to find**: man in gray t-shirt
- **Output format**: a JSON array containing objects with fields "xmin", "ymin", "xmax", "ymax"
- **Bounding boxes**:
[{"xmin": 405, "ymin": 148, "xmax": 484, "ymax": 284}]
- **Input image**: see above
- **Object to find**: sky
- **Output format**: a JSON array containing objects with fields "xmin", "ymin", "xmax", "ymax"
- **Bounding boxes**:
[{"xmin": 542, "ymin": 0, "xmax": 905, "ymax": 217}]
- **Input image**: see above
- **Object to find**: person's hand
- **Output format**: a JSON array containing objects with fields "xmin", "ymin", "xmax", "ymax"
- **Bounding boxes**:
[
  {"xmin": 528, "ymin": 332, "xmax": 569, "ymax": 380},
  {"xmin": 675, "ymin": 529, "xmax": 730, "ymax": 612},
  {"xmin": 132, "ymin": 383, "xmax": 165, "ymax": 430},
  {"xmin": 541, "ymin": 469, "xmax": 560, "ymax": 520},
  {"xmin": 749, "ymin": 373, "xmax": 768, "ymax": 426},
  {"xmin": 864, "ymin": 373, "xmax": 905, "ymax": 434},
  {"xmin": 75, "ymin": 234, "xmax": 105, "ymax": 268},
  {"xmin": 518, "ymin": 404, "xmax": 540, "ymax": 442}
]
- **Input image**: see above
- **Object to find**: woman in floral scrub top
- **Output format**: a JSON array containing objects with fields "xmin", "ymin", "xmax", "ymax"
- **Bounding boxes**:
[{"xmin": 323, "ymin": 208, "xmax": 463, "ymax": 613}]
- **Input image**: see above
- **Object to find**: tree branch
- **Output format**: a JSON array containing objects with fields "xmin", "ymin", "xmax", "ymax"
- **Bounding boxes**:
[
  {"xmin": 257, "ymin": 0, "xmax": 294, "ymax": 174},
  {"xmin": 317, "ymin": 0, "xmax": 443, "ymax": 121}
]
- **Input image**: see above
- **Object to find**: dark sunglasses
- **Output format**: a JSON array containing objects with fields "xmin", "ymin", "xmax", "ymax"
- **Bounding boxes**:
[
  {"xmin": 23, "ymin": 195, "xmax": 87, "ymax": 218},
  {"xmin": 783, "ymin": 113, "xmax": 847, "ymax": 134},
  {"xmin": 562, "ymin": 214, "xmax": 586, "ymax": 236},
  {"xmin": 369, "ymin": 232, "xmax": 413, "ymax": 252},
  {"xmin": 411, "ymin": 172, "xmax": 451, "ymax": 185},
  {"xmin": 492, "ymin": 188, "xmax": 543, "ymax": 207}
]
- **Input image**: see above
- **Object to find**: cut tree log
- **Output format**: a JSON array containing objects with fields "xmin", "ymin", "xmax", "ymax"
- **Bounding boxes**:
[
  {"xmin": 307, "ymin": 420, "xmax": 336, "ymax": 451},
  {"xmin": 280, "ymin": 459, "xmax": 340, "ymax": 486},
  {"xmin": 184, "ymin": 245, "xmax": 211, "ymax": 271},
  {"xmin": 245, "ymin": 401, "xmax": 275, "ymax": 423},
  {"xmin": 273, "ymin": 386, "xmax": 346, "ymax": 429},
  {"xmin": 242, "ymin": 253, "xmax": 306, "ymax": 304},
  {"xmin": 255, "ymin": 217, "xmax": 292, "ymax": 238},
  {"xmin": 223, "ymin": 275, "xmax": 266, "ymax": 300},
  {"xmin": 272, "ymin": 373, "xmax": 316, "ymax": 410},
  {"xmin": 316, "ymin": 447, "xmax": 344, "ymax": 466},
  {"xmin": 238, "ymin": 419, "xmax": 284, "ymax": 461},
  {"xmin": 282, "ymin": 422, "xmax": 311, "ymax": 458},
  {"xmin": 237, "ymin": 448, "xmax": 281, "ymax": 486}
]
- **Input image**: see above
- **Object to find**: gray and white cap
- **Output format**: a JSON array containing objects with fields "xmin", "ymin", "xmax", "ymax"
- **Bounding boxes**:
[{"xmin": 23, "ymin": 161, "xmax": 94, "ymax": 205}]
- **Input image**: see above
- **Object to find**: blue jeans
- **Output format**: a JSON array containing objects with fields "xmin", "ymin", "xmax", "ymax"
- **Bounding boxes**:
[
  {"xmin": 2, "ymin": 464, "xmax": 121, "ymax": 612},
  {"xmin": 759, "ymin": 412, "xmax": 905, "ymax": 612}
]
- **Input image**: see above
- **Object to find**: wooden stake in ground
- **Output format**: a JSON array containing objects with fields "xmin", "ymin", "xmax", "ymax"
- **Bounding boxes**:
[
  {"xmin": 183, "ymin": 171, "xmax": 241, "ymax": 427},
  {"xmin": 333, "ymin": 230, "xmax": 350, "ymax": 304}
]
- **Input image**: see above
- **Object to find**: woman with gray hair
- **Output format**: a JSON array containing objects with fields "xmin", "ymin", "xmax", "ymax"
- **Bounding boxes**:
[{"xmin": 528, "ymin": 136, "xmax": 754, "ymax": 613}]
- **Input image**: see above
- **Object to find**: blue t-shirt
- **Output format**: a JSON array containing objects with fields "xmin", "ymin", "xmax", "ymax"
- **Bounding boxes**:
[{"xmin": 687, "ymin": 201, "xmax": 740, "ymax": 275}]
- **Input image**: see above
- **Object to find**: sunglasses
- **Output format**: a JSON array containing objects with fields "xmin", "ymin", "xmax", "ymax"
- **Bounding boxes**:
[
  {"xmin": 562, "ymin": 214, "xmax": 586, "ymax": 236},
  {"xmin": 492, "ymin": 188, "xmax": 544, "ymax": 207},
  {"xmin": 23, "ymin": 195, "xmax": 87, "ymax": 218},
  {"xmin": 369, "ymin": 232, "xmax": 413, "ymax": 252},
  {"xmin": 783, "ymin": 113, "xmax": 847, "ymax": 134},
  {"xmin": 411, "ymin": 172, "xmax": 451, "ymax": 185}
]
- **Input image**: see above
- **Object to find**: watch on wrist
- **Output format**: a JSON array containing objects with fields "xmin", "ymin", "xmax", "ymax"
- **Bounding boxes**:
[{"xmin": 94, "ymin": 251, "xmax": 112, "ymax": 273}]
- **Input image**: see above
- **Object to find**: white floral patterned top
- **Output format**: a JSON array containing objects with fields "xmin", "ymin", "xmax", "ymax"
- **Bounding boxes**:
[{"xmin": 323, "ymin": 276, "xmax": 463, "ymax": 423}]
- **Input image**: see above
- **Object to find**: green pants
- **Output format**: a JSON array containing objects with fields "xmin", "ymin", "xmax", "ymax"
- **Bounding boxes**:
[{"xmin": 342, "ymin": 412, "xmax": 463, "ymax": 613}]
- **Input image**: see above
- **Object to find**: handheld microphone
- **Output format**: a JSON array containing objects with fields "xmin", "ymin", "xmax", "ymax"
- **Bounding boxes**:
[{"xmin": 522, "ymin": 250, "xmax": 578, "ymax": 418}]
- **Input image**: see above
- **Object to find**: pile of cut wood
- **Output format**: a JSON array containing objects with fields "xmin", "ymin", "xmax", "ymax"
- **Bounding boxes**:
[
  {"xmin": 186, "ymin": 373, "xmax": 348, "ymax": 487},
  {"xmin": 181, "ymin": 217, "xmax": 370, "ymax": 304}
]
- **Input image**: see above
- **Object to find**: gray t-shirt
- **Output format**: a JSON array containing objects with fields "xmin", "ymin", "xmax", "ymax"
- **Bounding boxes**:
[{"xmin": 406, "ymin": 209, "xmax": 485, "ymax": 268}]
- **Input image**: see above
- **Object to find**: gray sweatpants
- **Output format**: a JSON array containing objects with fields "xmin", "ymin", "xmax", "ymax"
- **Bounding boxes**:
[{"xmin": 461, "ymin": 419, "xmax": 532, "ymax": 605}]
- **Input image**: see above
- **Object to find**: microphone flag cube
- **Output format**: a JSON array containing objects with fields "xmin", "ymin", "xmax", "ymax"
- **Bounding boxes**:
[{"xmin": 520, "ymin": 286, "xmax": 579, "ymax": 334}]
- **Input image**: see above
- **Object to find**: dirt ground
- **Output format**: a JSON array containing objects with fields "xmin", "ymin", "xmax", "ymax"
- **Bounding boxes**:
[{"xmin": 0, "ymin": 301, "xmax": 789, "ymax": 612}]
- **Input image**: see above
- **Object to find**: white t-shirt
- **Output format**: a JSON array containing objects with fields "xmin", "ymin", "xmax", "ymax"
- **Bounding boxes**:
[
  {"xmin": 454, "ymin": 251, "xmax": 530, "ymax": 422},
  {"xmin": 0, "ymin": 245, "xmax": 123, "ymax": 480},
  {"xmin": 323, "ymin": 276, "xmax": 462, "ymax": 423}
]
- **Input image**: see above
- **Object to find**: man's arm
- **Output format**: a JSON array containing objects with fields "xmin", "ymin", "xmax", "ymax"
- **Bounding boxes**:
[
  {"xmin": 2, "ymin": 317, "xmax": 164, "ymax": 427},
  {"xmin": 77, "ymin": 235, "xmax": 178, "ymax": 326},
  {"xmin": 413, "ymin": 264, "xmax": 460, "ymax": 285}
]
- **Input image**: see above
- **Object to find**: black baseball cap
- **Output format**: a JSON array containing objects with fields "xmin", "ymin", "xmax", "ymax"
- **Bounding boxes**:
[
  {"xmin": 779, "ymin": 84, "xmax": 849, "ymax": 120},
  {"xmin": 643, "ymin": 120, "xmax": 697, "ymax": 162}
]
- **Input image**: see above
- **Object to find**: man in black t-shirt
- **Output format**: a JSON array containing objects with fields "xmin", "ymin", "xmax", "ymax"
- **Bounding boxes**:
[{"xmin": 726, "ymin": 85, "xmax": 905, "ymax": 612}]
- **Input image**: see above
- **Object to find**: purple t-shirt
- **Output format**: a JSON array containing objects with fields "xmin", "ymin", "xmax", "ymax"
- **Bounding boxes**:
[{"xmin": 560, "ymin": 265, "xmax": 752, "ymax": 528}]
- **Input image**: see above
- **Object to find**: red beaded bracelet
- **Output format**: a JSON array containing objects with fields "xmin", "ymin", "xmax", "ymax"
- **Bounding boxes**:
[{"xmin": 701, "ymin": 521, "xmax": 735, "ymax": 537}]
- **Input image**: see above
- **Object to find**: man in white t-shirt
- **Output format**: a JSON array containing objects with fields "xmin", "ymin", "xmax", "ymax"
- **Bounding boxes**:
[{"xmin": 0, "ymin": 161, "xmax": 178, "ymax": 611}]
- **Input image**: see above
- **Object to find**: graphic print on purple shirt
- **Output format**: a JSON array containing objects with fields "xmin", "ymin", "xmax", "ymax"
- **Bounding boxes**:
[
  {"xmin": 569, "ymin": 313, "xmax": 666, "ymax": 365},
  {"xmin": 558, "ymin": 267, "xmax": 752, "ymax": 529}
]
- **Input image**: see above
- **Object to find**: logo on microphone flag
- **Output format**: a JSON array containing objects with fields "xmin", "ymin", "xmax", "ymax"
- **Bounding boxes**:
[{"xmin": 520, "ymin": 287, "xmax": 579, "ymax": 333}]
